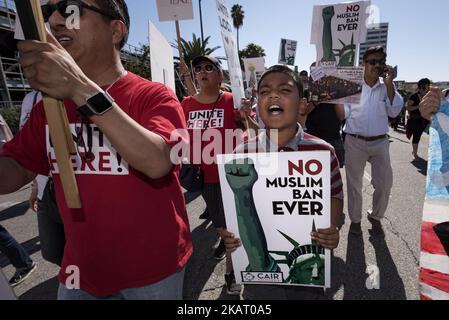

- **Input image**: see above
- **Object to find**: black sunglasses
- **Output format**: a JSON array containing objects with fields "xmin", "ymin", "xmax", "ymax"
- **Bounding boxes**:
[
  {"xmin": 41, "ymin": 0, "xmax": 116, "ymax": 22},
  {"xmin": 365, "ymin": 59, "xmax": 386, "ymax": 66},
  {"xmin": 194, "ymin": 64, "xmax": 215, "ymax": 74}
]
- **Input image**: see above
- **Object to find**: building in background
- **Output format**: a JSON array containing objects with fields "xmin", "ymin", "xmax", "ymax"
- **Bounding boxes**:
[
  {"xmin": 0, "ymin": 0, "xmax": 150, "ymax": 110},
  {"xmin": 359, "ymin": 23, "xmax": 389, "ymax": 65}
]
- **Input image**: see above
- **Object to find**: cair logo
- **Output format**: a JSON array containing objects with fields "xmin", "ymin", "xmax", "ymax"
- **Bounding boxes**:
[{"xmin": 241, "ymin": 272, "xmax": 284, "ymax": 284}]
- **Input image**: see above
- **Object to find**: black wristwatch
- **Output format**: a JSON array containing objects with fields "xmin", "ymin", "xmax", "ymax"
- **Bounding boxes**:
[{"xmin": 77, "ymin": 91, "xmax": 115, "ymax": 117}]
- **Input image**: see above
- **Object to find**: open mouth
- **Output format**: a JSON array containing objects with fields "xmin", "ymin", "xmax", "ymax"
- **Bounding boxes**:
[
  {"xmin": 268, "ymin": 105, "xmax": 284, "ymax": 115},
  {"xmin": 57, "ymin": 36, "xmax": 73, "ymax": 45}
]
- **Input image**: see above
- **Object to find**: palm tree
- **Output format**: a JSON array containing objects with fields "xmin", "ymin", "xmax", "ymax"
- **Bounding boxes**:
[
  {"xmin": 238, "ymin": 43, "xmax": 266, "ymax": 69},
  {"xmin": 173, "ymin": 33, "xmax": 221, "ymax": 67},
  {"xmin": 231, "ymin": 4, "xmax": 245, "ymax": 52}
]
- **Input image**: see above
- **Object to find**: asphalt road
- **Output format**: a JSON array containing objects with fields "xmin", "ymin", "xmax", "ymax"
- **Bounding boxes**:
[{"xmin": 0, "ymin": 126, "xmax": 427, "ymax": 300}]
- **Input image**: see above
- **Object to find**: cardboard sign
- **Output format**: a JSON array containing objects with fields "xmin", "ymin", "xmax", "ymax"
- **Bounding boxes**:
[
  {"xmin": 308, "ymin": 66, "xmax": 365, "ymax": 104},
  {"xmin": 278, "ymin": 39, "xmax": 298, "ymax": 66},
  {"xmin": 149, "ymin": 20, "xmax": 176, "ymax": 92},
  {"xmin": 242, "ymin": 57, "xmax": 266, "ymax": 90},
  {"xmin": 218, "ymin": 151, "xmax": 332, "ymax": 289},
  {"xmin": 216, "ymin": 0, "xmax": 245, "ymax": 108},
  {"xmin": 311, "ymin": 1, "xmax": 371, "ymax": 67},
  {"xmin": 156, "ymin": 0, "xmax": 194, "ymax": 22},
  {"xmin": 420, "ymin": 99, "xmax": 449, "ymax": 300}
]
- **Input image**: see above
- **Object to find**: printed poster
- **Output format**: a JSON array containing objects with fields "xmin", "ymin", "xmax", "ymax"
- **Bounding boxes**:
[
  {"xmin": 278, "ymin": 39, "xmax": 298, "ymax": 66},
  {"xmin": 156, "ymin": 0, "xmax": 194, "ymax": 22},
  {"xmin": 216, "ymin": 0, "xmax": 245, "ymax": 108},
  {"xmin": 218, "ymin": 151, "xmax": 332, "ymax": 289},
  {"xmin": 242, "ymin": 57, "xmax": 266, "ymax": 90},
  {"xmin": 149, "ymin": 20, "xmax": 176, "ymax": 92},
  {"xmin": 311, "ymin": 1, "xmax": 370, "ymax": 67},
  {"xmin": 420, "ymin": 98, "xmax": 449, "ymax": 300},
  {"xmin": 308, "ymin": 66, "xmax": 365, "ymax": 104}
]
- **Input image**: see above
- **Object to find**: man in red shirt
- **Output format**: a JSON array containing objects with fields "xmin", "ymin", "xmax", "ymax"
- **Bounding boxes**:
[{"xmin": 0, "ymin": 0, "xmax": 191, "ymax": 299}]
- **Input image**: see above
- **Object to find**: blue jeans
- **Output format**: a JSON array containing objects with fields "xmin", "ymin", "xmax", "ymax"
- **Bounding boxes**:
[
  {"xmin": 57, "ymin": 267, "xmax": 185, "ymax": 300},
  {"xmin": 0, "ymin": 224, "xmax": 33, "ymax": 269}
]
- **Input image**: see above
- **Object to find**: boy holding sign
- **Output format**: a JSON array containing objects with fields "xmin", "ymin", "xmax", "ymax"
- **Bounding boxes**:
[{"xmin": 224, "ymin": 65, "xmax": 343, "ymax": 255}]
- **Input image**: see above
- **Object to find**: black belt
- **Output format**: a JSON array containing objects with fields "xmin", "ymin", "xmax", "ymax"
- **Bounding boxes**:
[{"xmin": 348, "ymin": 134, "xmax": 388, "ymax": 142}]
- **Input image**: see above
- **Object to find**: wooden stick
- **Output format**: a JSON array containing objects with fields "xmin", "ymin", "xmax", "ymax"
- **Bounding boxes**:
[
  {"xmin": 24, "ymin": 0, "xmax": 82, "ymax": 208},
  {"xmin": 175, "ymin": 20, "xmax": 185, "ymax": 66}
]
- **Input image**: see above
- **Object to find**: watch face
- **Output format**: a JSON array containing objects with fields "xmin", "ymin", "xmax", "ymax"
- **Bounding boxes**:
[{"xmin": 87, "ymin": 92, "xmax": 114, "ymax": 115}]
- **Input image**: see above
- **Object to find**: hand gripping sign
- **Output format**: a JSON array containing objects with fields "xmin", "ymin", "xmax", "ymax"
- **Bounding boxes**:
[{"xmin": 14, "ymin": 0, "xmax": 82, "ymax": 209}]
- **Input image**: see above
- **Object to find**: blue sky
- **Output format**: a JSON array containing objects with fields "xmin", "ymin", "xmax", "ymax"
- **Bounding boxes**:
[{"xmin": 127, "ymin": 0, "xmax": 449, "ymax": 82}]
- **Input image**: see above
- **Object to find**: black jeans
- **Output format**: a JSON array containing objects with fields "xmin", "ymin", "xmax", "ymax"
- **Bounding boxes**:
[
  {"xmin": 37, "ymin": 179, "xmax": 65, "ymax": 266},
  {"xmin": 0, "ymin": 224, "xmax": 33, "ymax": 270}
]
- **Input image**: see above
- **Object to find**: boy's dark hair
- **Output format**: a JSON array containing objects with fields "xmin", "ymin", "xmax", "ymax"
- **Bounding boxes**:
[
  {"xmin": 96, "ymin": 0, "xmax": 130, "ymax": 49},
  {"xmin": 363, "ymin": 46, "xmax": 387, "ymax": 62},
  {"xmin": 418, "ymin": 78, "xmax": 431, "ymax": 89},
  {"xmin": 258, "ymin": 65, "xmax": 304, "ymax": 99}
]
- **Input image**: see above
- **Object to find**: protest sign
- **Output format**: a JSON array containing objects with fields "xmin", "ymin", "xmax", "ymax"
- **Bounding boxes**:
[
  {"xmin": 149, "ymin": 20, "xmax": 176, "ymax": 92},
  {"xmin": 420, "ymin": 98, "xmax": 449, "ymax": 300},
  {"xmin": 308, "ymin": 66, "xmax": 365, "ymax": 104},
  {"xmin": 278, "ymin": 39, "xmax": 298, "ymax": 66},
  {"xmin": 218, "ymin": 151, "xmax": 332, "ymax": 289},
  {"xmin": 216, "ymin": 0, "xmax": 245, "ymax": 108},
  {"xmin": 242, "ymin": 57, "xmax": 266, "ymax": 90},
  {"xmin": 156, "ymin": 0, "xmax": 193, "ymax": 22},
  {"xmin": 311, "ymin": 1, "xmax": 370, "ymax": 67}
]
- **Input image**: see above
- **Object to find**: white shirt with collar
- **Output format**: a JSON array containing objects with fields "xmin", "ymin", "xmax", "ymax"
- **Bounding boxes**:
[{"xmin": 343, "ymin": 78, "xmax": 404, "ymax": 137}]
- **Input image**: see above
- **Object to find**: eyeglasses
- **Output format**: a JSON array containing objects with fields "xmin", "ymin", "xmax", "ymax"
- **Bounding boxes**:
[
  {"xmin": 75, "ymin": 114, "xmax": 94, "ymax": 162},
  {"xmin": 194, "ymin": 64, "xmax": 216, "ymax": 74},
  {"xmin": 41, "ymin": 0, "xmax": 116, "ymax": 22},
  {"xmin": 365, "ymin": 59, "xmax": 386, "ymax": 66}
]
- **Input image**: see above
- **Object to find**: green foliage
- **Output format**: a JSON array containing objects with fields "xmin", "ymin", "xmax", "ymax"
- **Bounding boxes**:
[
  {"xmin": 173, "ymin": 33, "xmax": 221, "ymax": 67},
  {"xmin": 231, "ymin": 4, "xmax": 245, "ymax": 52},
  {"xmin": 231, "ymin": 4, "xmax": 245, "ymax": 30},
  {"xmin": 0, "ymin": 106, "xmax": 21, "ymax": 134},
  {"xmin": 239, "ymin": 43, "xmax": 266, "ymax": 69},
  {"xmin": 122, "ymin": 44, "xmax": 152, "ymax": 80}
]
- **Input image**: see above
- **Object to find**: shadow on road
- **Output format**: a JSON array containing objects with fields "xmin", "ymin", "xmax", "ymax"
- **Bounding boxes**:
[
  {"xmin": 343, "ymin": 232, "xmax": 406, "ymax": 300},
  {"xmin": 343, "ymin": 234, "xmax": 368, "ymax": 300},
  {"xmin": 19, "ymin": 276, "xmax": 58, "ymax": 300},
  {"xmin": 0, "ymin": 237, "xmax": 41, "ymax": 268},
  {"xmin": 183, "ymin": 220, "xmax": 221, "ymax": 300},
  {"xmin": 411, "ymin": 158, "xmax": 428, "ymax": 176},
  {"xmin": 184, "ymin": 192, "xmax": 202, "ymax": 206},
  {"xmin": 368, "ymin": 233, "xmax": 406, "ymax": 300},
  {"xmin": 0, "ymin": 201, "xmax": 29, "ymax": 222}
]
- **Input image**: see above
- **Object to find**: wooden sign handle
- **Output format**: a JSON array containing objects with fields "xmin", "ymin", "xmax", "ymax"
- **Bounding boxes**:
[
  {"xmin": 175, "ymin": 20, "xmax": 185, "ymax": 66},
  {"xmin": 16, "ymin": 0, "xmax": 82, "ymax": 208}
]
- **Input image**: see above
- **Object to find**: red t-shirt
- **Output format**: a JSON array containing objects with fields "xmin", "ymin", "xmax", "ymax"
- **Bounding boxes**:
[
  {"xmin": 182, "ymin": 92, "xmax": 240, "ymax": 184},
  {"xmin": 1, "ymin": 72, "xmax": 193, "ymax": 297}
]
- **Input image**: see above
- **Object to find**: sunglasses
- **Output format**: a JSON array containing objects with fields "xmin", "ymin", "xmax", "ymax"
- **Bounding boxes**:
[
  {"xmin": 365, "ymin": 59, "xmax": 386, "ymax": 66},
  {"xmin": 194, "ymin": 64, "xmax": 216, "ymax": 74},
  {"xmin": 41, "ymin": 0, "xmax": 116, "ymax": 22}
]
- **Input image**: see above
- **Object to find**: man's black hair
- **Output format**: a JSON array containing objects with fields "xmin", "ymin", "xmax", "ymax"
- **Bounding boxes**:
[
  {"xmin": 258, "ymin": 65, "xmax": 304, "ymax": 99},
  {"xmin": 418, "ymin": 78, "xmax": 431, "ymax": 89},
  {"xmin": 363, "ymin": 46, "xmax": 387, "ymax": 62},
  {"xmin": 96, "ymin": 0, "xmax": 130, "ymax": 49}
]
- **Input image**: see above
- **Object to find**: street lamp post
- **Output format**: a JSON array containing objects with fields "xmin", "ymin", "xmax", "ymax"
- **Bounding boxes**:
[{"xmin": 199, "ymin": 0, "xmax": 204, "ymax": 45}]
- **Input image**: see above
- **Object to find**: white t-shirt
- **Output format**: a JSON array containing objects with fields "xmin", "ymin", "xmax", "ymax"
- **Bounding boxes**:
[{"xmin": 20, "ymin": 91, "xmax": 48, "ymax": 200}]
